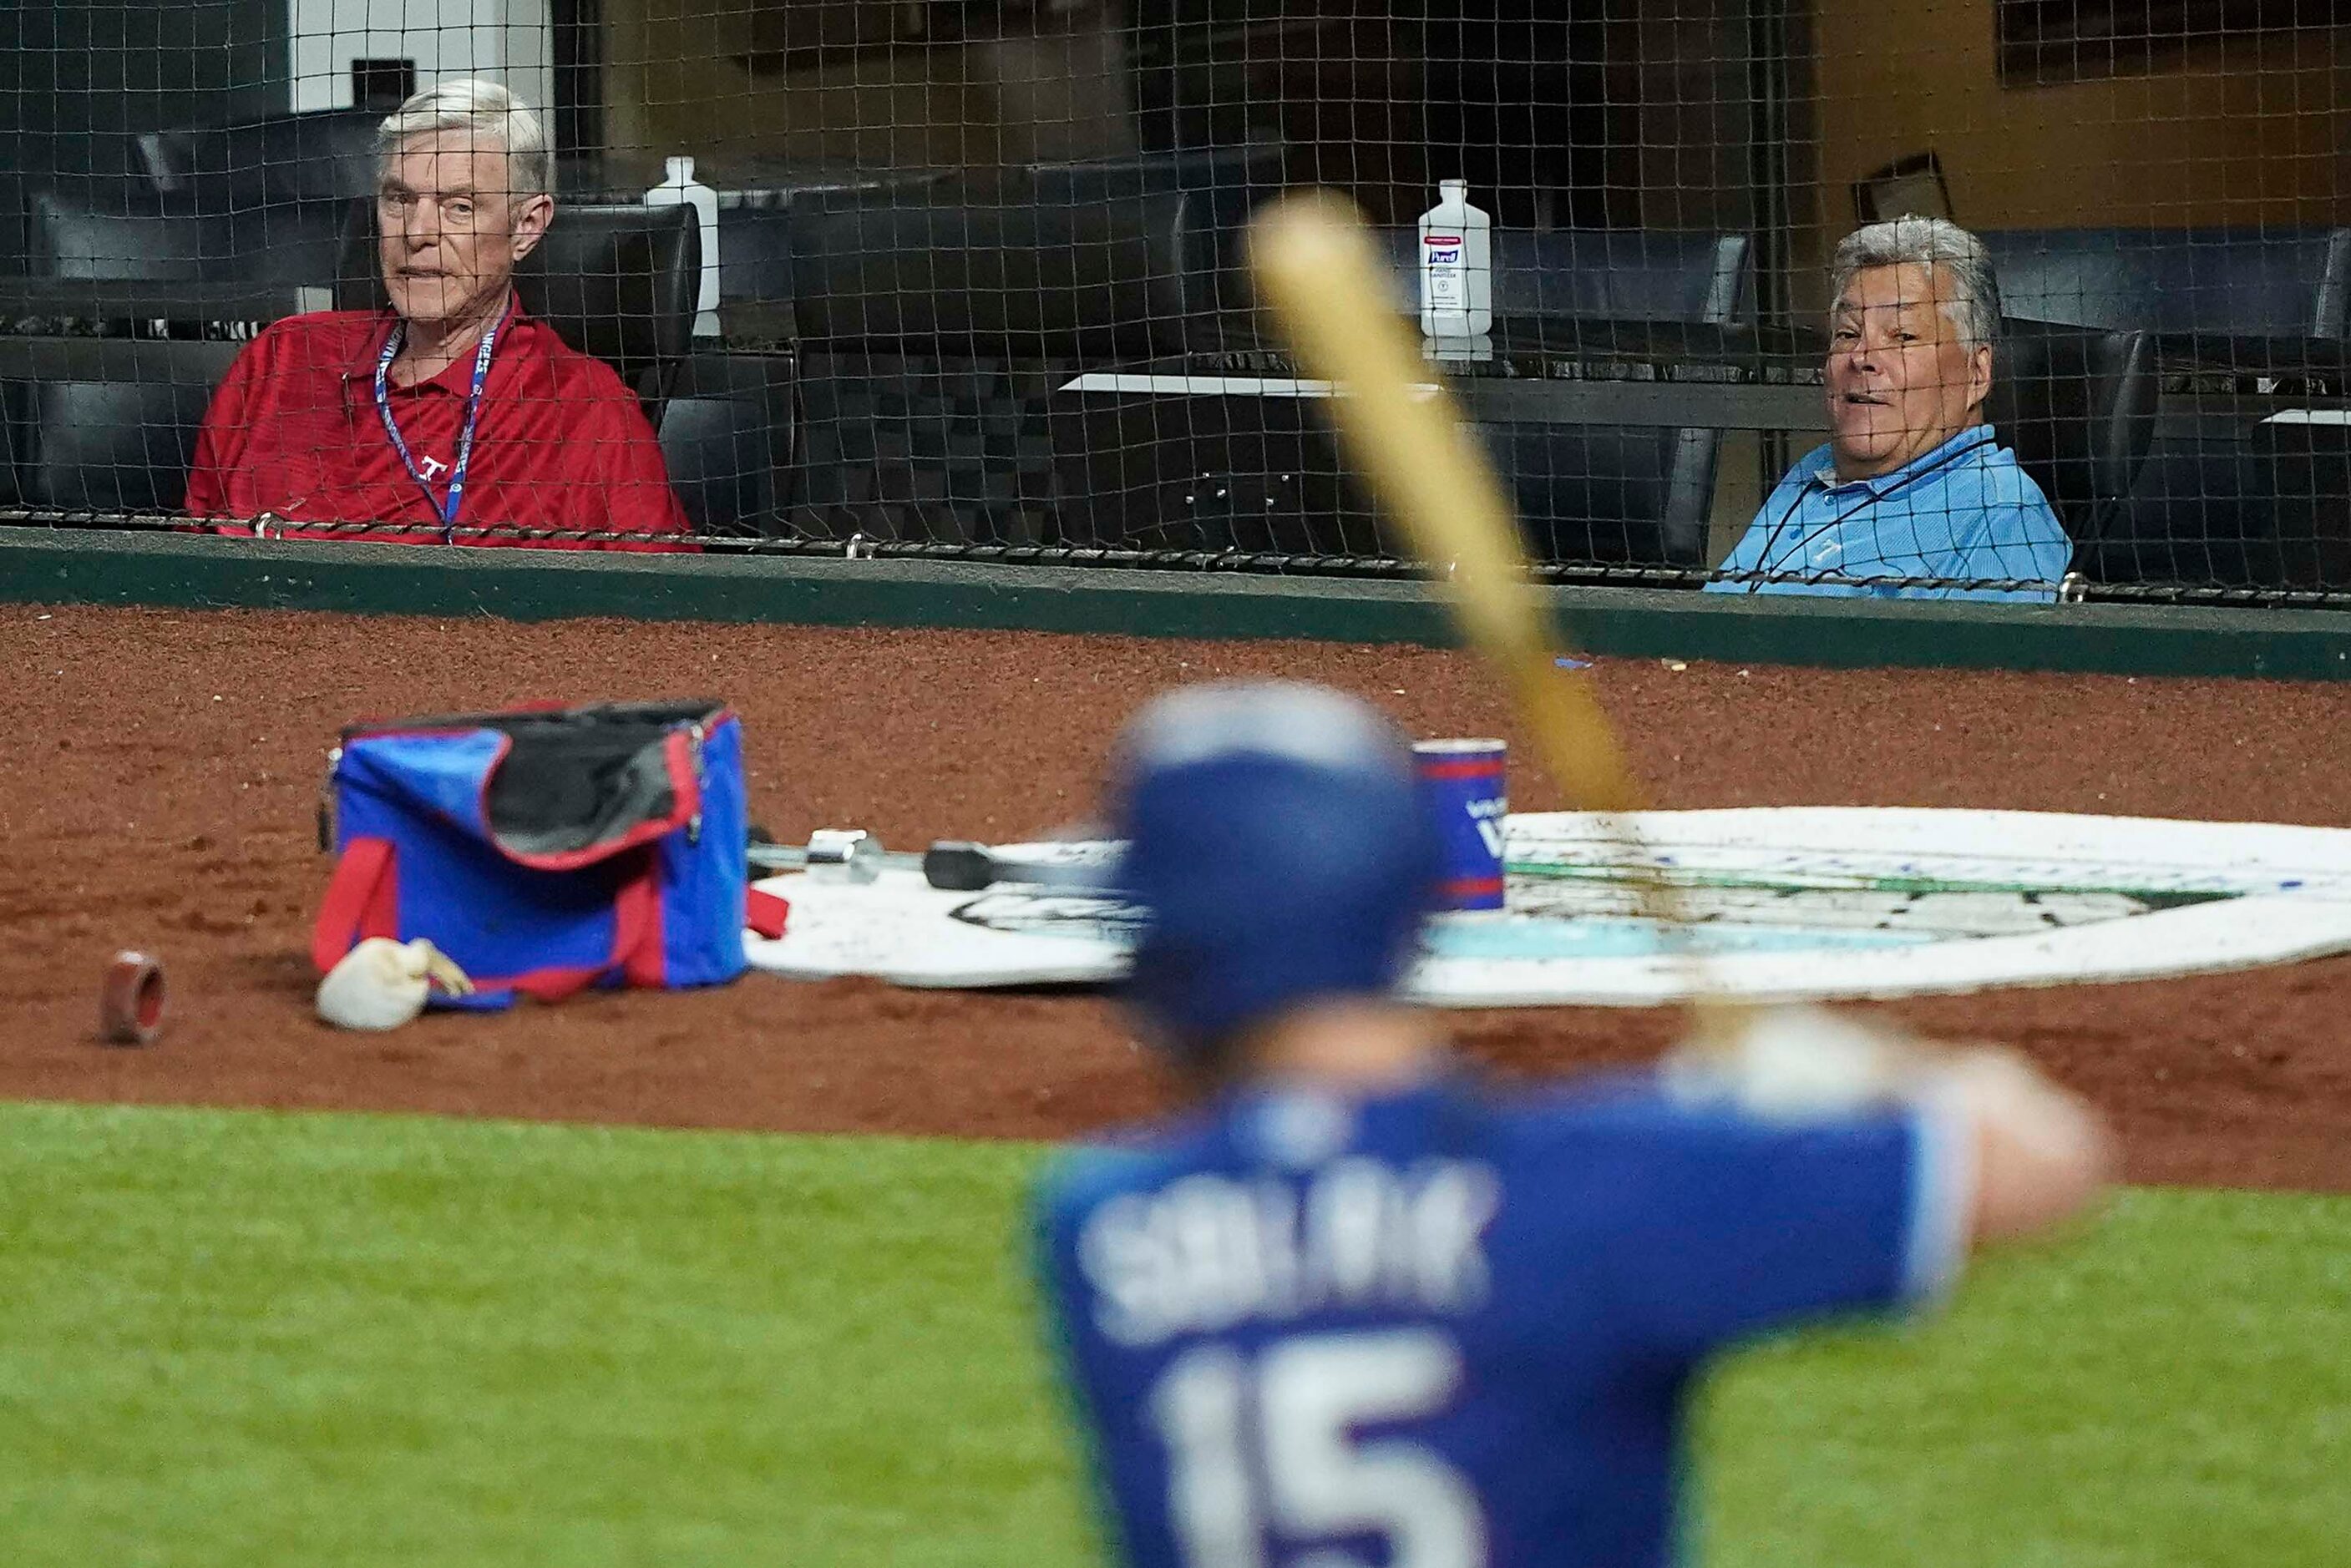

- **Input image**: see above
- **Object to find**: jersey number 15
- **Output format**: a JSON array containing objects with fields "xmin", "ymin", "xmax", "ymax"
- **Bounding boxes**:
[{"xmin": 1148, "ymin": 1328, "xmax": 1487, "ymax": 1568}]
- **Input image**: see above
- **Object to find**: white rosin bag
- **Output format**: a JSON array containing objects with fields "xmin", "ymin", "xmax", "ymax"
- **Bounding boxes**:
[{"xmin": 743, "ymin": 807, "xmax": 2351, "ymax": 1007}]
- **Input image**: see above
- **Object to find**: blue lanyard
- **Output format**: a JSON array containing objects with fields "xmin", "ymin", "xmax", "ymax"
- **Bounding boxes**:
[
  {"xmin": 1748, "ymin": 427, "xmax": 1995, "ymax": 586},
  {"xmin": 373, "ymin": 299, "xmax": 511, "ymax": 543}
]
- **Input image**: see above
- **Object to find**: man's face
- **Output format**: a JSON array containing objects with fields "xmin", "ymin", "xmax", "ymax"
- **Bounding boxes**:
[
  {"xmin": 377, "ymin": 131, "xmax": 552, "ymax": 330},
  {"xmin": 1823, "ymin": 261, "xmax": 1994, "ymax": 480}
]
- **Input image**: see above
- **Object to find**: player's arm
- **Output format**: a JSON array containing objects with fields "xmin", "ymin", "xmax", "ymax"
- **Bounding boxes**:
[
  {"xmin": 1668, "ymin": 1006, "xmax": 2113, "ymax": 1251},
  {"xmin": 1606, "ymin": 1007, "xmax": 2115, "ymax": 1358}
]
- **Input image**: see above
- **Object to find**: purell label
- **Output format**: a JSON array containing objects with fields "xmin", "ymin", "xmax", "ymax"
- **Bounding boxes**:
[{"xmin": 1425, "ymin": 231, "xmax": 1466, "ymax": 307}]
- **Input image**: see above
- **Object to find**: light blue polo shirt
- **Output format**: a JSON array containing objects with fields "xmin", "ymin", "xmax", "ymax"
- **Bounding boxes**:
[{"xmin": 1705, "ymin": 427, "xmax": 2070, "ymax": 602}]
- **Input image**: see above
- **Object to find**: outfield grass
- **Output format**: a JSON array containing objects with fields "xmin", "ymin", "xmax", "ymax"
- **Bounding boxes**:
[{"xmin": 0, "ymin": 1102, "xmax": 2342, "ymax": 1568}]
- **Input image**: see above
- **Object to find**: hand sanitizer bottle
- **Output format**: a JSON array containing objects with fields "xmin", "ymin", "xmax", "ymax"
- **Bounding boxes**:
[
  {"xmin": 646, "ymin": 155, "xmax": 720, "ymax": 336},
  {"xmin": 1418, "ymin": 179, "xmax": 1492, "ymax": 342}
]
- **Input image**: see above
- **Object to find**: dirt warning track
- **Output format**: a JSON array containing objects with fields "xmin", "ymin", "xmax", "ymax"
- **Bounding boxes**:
[{"xmin": 2, "ymin": 604, "xmax": 2345, "ymax": 1191}]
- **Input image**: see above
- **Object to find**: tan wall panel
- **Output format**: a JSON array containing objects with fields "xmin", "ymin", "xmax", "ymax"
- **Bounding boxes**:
[{"xmin": 1811, "ymin": 3, "xmax": 2351, "ymax": 234}]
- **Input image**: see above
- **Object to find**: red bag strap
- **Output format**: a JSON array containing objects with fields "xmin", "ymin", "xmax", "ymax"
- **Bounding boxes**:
[{"xmin": 312, "ymin": 836, "xmax": 398, "ymax": 974}]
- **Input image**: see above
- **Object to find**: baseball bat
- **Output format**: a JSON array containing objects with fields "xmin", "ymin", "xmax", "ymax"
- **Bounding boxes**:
[{"xmin": 1246, "ymin": 191, "xmax": 1734, "ymax": 1023}]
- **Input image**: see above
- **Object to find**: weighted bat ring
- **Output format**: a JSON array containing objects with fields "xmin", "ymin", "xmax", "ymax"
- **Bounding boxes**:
[{"xmin": 99, "ymin": 951, "xmax": 166, "ymax": 1047}]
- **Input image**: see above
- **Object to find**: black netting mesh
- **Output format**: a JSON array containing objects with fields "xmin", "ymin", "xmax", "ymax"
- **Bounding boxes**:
[{"xmin": 0, "ymin": 2, "xmax": 2346, "ymax": 601}]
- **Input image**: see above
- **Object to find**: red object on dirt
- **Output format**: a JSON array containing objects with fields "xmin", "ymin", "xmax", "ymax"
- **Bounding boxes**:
[
  {"xmin": 746, "ymin": 889, "xmax": 790, "ymax": 939},
  {"xmin": 99, "ymin": 951, "xmax": 166, "ymax": 1046}
]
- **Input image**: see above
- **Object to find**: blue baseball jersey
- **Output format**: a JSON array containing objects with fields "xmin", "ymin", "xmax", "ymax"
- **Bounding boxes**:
[
  {"xmin": 1705, "ymin": 426, "xmax": 2070, "ymax": 601},
  {"xmin": 1031, "ymin": 1071, "xmax": 1968, "ymax": 1568}
]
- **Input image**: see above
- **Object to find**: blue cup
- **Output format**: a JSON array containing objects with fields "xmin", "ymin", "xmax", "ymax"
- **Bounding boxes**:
[{"xmin": 1414, "ymin": 738, "xmax": 1507, "ymax": 911}]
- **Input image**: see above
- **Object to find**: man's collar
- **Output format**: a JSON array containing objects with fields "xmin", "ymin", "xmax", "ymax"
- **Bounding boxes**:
[
  {"xmin": 1818, "ymin": 424, "xmax": 1996, "ymax": 496},
  {"xmin": 357, "ymin": 291, "xmax": 531, "ymax": 391}
]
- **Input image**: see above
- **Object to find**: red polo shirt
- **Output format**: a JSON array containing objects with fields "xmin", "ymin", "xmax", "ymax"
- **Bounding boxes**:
[{"xmin": 185, "ymin": 301, "xmax": 695, "ymax": 549}]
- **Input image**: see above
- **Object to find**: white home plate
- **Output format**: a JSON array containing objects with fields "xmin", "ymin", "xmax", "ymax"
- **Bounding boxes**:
[{"xmin": 744, "ymin": 807, "xmax": 2351, "ymax": 1007}]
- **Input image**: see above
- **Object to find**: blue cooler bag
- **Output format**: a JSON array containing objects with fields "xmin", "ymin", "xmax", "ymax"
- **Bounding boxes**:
[{"xmin": 313, "ymin": 701, "xmax": 752, "ymax": 1008}]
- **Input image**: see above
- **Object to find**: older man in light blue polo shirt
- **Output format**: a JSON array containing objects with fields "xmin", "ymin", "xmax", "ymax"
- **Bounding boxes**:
[{"xmin": 1709, "ymin": 217, "xmax": 2070, "ymax": 601}]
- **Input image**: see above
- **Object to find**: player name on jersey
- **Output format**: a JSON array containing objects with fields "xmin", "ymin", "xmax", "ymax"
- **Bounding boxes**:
[{"xmin": 1077, "ymin": 1156, "xmax": 1502, "ymax": 1347}]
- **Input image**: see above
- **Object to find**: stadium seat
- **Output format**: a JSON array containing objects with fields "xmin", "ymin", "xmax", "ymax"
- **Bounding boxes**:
[
  {"xmin": 1107, "ymin": 227, "xmax": 1754, "ymax": 566},
  {"xmin": 764, "ymin": 151, "xmax": 1277, "ymax": 542},
  {"xmin": 1375, "ymin": 227, "xmax": 1755, "ymax": 326},
  {"xmin": 3, "ymin": 338, "xmax": 240, "ymax": 513},
  {"xmin": 334, "ymin": 200, "xmax": 700, "ymax": 423},
  {"xmin": 138, "ymin": 109, "xmax": 384, "ymax": 211},
  {"xmin": 790, "ymin": 349, "xmax": 1067, "ymax": 544},
  {"xmin": 29, "ymin": 190, "xmax": 346, "ymax": 286},
  {"xmin": 784, "ymin": 182, "xmax": 1228, "ymax": 358},
  {"xmin": 1981, "ymin": 226, "xmax": 2351, "ymax": 589},
  {"xmin": 0, "ymin": 379, "xmax": 29, "ymax": 505},
  {"xmin": 2246, "ymin": 417, "xmax": 2351, "ymax": 588},
  {"xmin": 658, "ymin": 351, "xmax": 798, "ymax": 535},
  {"xmin": 1979, "ymin": 226, "xmax": 2351, "ymax": 340},
  {"xmin": 1981, "ymin": 321, "xmax": 2159, "ymax": 563},
  {"xmin": 0, "ymin": 175, "xmax": 30, "ymax": 280},
  {"xmin": 1046, "ymin": 390, "xmax": 1390, "ymax": 556},
  {"xmin": 718, "ymin": 204, "xmax": 795, "ymax": 306}
]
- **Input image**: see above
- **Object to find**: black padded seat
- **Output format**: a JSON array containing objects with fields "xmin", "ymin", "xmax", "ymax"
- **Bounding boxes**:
[
  {"xmin": 335, "ymin": 200, "xmax": 700, "ymax": 420},
  {"xmin": 1980, "ymin": 321, "xmax": 2160, "ymax": 559},
  {"xmin": 1980, "ymin": 227, "xmax": 2348, "ymax": 589},
  {"xmin": 1979, "ymin": 227, "xmax": 2351, "ymax": 339},
  {"xmin": 1376, "ymin": 227, "xmax": 1755, "ymax": 326},
  {"xmin": 768, "ymin": 153, "xmax": 1276, "ymax": 542},
  {"xmin": 5, "ymin": 339, "xmax": 242, "ymax": 513},
  {"xmin": 784, "ymin": 170, "xmax": 1235, "ymax": 357},
  {"xmin": 718, "ymin": 205, "xmax": 795, "ymax": 306},
  {"xmin": 1363, "ymin": 227, "xmax": 1756, "ymax": 566},
  {"xmin": 657, "ymin": 351, "xmax": 798, "ymax": 535},
  {"xmin": 789, "ymin": 349, "xmax": 1067, "ymax": 544},
  {"xmin": 0, "ymin": 379, "xmax": 30, "ymax": 504},
  {"xmin": 29, "ymin": 191, "xmax": 347, "ymax": 287},
  {"xmin": 1046, "ymin": 389, "xmax": 1391, "ymax": 556},
  {"xmin": 143, "ymin": 109, "xmax": 385, "ymax": 211},
  {"xmin": 1491, "ymin": 425, "xmax": 1725, "ymax": 567},
  {"xmin": 0, "ymin": 175, "xmax": 30, "ymax": 280},
  {"xmin": 2246, "ymin": 418, "xmax": 2351, "ymax": 588},
  {"xmin": 715, "ymin": 169, "xmax": 959, "ymax": 306}
]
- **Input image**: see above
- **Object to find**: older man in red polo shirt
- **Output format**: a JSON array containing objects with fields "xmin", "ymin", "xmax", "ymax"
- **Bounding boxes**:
[{"xmin": 185, "ymin": 80, "xmax": 692, "ymax": 550}]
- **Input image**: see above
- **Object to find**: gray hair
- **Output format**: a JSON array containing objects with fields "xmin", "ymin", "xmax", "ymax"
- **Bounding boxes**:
[
  {"xmin": 1831, "ymin": 216, "xmax": 1999, "ymax": 348},
  {"xmin": 375, "ymin": 78, "xmax": 554, "ymax": 201}
]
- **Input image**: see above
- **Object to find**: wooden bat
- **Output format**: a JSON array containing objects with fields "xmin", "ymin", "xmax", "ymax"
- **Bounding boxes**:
[{"xmin": 1246, "ymin": 190, "xmax": 1734, "ymax": 1022}]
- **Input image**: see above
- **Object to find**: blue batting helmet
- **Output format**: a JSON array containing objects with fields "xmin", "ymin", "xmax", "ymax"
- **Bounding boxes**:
[{"xmin": 1108, "ymin": 680, "xmax": 1438, "ymax": 1060}]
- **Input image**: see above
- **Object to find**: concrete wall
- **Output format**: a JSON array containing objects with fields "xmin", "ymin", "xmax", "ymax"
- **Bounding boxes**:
[{"xmin": 288, "ymin": 0, "xmax": 553, "ymax": 114}]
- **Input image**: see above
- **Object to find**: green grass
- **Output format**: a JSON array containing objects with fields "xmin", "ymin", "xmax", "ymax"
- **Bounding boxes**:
[{"xmin": 0, "ymin": 1101, "xmax": 2343, "ymax": 1568}]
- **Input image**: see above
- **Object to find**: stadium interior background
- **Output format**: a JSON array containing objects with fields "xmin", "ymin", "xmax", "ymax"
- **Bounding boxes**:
[{"xmin": 1, "ymin": 0, "xmax": 2348, "ymax": 598}]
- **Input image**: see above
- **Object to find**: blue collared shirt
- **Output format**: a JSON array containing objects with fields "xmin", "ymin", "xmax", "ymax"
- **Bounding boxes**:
[{"xmin": 1705, "ymin": 427, "xmax": 2070, "ymax": 602}]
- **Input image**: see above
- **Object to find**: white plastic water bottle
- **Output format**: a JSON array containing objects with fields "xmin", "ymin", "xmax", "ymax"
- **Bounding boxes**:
[
  {"xmin": 646, "ymin": 154, "xmax": 720, "ymax": 336},
  {"xmin": 1418, "ymin": 179, "xmax": 1492, "ymax": 341}
]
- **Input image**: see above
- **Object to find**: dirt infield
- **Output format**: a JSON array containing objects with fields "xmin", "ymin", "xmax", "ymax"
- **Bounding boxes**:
[{"xmin": 2, "ymin": 603, "xmax": 2346, "ymax": 1191}]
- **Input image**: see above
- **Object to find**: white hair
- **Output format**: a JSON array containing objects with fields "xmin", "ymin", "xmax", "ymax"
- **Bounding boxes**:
[
  {"xmin": 375, "ymin": 78, "xmax": 553, "ymax": 200},
  {"xmin": 1832, "ymin": 216, "xmax": 2000, "ymax": 348}
]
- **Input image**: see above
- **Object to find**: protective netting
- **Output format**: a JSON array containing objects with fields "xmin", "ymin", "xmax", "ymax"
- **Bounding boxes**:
[{"xmin": 1, "ymin": 2, "xmax": 2346, "ymax": 599}]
